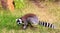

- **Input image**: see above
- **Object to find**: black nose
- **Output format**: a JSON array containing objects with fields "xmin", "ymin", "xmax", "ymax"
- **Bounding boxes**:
[{"xmin": 19, "ymin": 23, "xmax": 20, "ymax": 24}]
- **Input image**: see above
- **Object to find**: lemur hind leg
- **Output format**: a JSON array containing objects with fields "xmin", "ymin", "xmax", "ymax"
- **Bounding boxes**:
[{"xmin": 28, "ymin": 22, "xmax": 37, "ymax": 30}]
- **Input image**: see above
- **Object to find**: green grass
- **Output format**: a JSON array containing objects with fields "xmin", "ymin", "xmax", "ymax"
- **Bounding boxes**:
[
  {"xmin": 14, "ymin": 0, "xmax": 26, "ymax": 9},
  {"xmin": 0, "ymin": 1, "xmax": 60, "ymax": 33},
  {"xmin": 0, "ymin": 10, "xmax": 23, "ymax": 33}
]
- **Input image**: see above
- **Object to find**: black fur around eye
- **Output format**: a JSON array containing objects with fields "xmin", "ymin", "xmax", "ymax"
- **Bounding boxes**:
[{"xmin": 17, "ymin": 20, "xmax": 20, "ymax": 22}]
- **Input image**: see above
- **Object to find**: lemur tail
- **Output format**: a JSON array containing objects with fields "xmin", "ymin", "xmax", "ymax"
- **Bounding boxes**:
[{"xmin": 39, "ymin": 21, "xmax": 56, "ymax": 29}]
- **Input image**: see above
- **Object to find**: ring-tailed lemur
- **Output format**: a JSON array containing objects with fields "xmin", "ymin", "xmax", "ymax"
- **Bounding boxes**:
[{"xmin": 16, "ymin": 13, "xmax": 55, "ymax": 29}]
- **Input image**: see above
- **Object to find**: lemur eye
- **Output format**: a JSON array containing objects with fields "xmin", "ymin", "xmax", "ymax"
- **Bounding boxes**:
[{"xmin": 17, "ymin": 20, "xmax": 20, "ymax": 22}]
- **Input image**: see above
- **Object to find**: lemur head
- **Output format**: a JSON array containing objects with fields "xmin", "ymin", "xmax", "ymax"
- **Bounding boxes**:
[{"xmin": 16, "ymin": 18, "xmax": 23, "ymax": 25}]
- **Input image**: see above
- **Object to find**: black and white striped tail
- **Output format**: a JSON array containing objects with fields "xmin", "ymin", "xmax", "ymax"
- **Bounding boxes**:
[{"xmin": 39, "ymin": 21, "xmax": 55, "ymax": 29}]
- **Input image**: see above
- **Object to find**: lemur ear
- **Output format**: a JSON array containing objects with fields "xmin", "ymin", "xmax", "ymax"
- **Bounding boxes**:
[{"xmin": 19, "ymin": 19, "xmax": 21, "ymax": 21}]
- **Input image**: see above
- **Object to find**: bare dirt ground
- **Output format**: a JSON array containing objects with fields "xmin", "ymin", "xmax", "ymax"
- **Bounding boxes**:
[
  {"xmin": 23, "ymin": 1, "xmax": 57, "ymax": 23},
  {"xmin": 21, "ymin": 1, "xmax": 60, "ymax": 29}
]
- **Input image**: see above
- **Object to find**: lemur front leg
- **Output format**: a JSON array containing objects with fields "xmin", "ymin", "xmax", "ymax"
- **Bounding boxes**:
[{"xmin": 22, "ymin": 21, "xmax": 28, "ymax": 30}]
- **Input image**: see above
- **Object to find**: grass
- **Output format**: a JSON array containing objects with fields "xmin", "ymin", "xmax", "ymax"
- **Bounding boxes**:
[
  {"xmin": 0, "ymin": 1, "xmax": 60, "ymax": 33},
  {"xmin": 14, "ymin": 0, "xmax": 26, "ymax": 9}
]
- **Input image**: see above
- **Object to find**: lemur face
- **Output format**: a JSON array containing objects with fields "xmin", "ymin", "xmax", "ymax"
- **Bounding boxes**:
[{"xmin": 16, "ymin": 19, "xmax": 22, "ymax": 25}]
